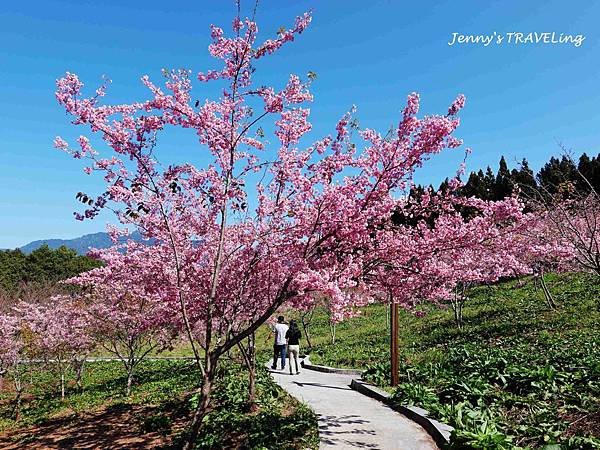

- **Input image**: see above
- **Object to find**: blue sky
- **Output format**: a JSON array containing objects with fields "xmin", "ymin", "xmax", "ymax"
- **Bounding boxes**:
[{"xmin": 1, "ymin": 0, "xmax": 599, "ymax": 249}]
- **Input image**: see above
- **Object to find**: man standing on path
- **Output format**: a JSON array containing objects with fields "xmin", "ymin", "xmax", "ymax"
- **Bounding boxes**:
[{"xmin": 271, "ymin": 316, "xmax": 289, "ymax": 370}]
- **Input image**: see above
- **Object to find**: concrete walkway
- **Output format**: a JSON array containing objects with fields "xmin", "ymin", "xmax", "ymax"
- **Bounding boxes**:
[{"xmin": 268, "ymin": 359, "xmax": 438, "ymax": 450}]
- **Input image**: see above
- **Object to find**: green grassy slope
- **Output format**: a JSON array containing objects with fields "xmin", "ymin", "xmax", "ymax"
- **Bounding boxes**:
[
  {"xmin": 276, "ymin": 273, "xmax": 600, "ymax": 449},
  {"xmin": 0, "ymin": 361, "xmax": 318, "ymax": 449}
]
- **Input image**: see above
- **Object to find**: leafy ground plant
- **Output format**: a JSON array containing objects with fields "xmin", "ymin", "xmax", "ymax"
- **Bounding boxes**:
[
  {"xmin": 293, "ymin": 272, "xmax": 600, "ymax": 449},
  {"xmin": 187, "ymin": 363, "xmax": 318, "ymax": 450},
  {"xmin": 0, "ymin": 360, "xmax": 318, "ymax": 449}
]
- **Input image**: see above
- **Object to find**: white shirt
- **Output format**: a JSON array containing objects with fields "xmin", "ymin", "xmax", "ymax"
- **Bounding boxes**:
[{"xmin": 274, "ymin": 323, "xmax": 289, "ymax": 345}]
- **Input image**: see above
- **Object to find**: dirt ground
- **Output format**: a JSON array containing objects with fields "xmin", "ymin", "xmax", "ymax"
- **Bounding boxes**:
[{"xmin": 0, "ymin": 403, "xmax": 186, "ymax": 449}]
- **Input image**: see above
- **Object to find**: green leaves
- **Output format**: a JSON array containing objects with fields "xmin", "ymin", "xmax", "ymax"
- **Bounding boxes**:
[
  {"xmin": 75, "ymin": 191, "xmax": 93, "ymax": 206},
  {"xmin": 304, "ymin": 272, "xmax": 600, "ymax": 449},
  {"xmin": 193, "ymin": 364, "xmax": 318, "ymax": 449}
]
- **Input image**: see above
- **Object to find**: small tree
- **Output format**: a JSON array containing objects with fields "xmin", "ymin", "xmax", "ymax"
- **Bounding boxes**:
[
  {"xmin": 68, "ymin": 243, "xmax": 177, "ymax": 395},
  {"xmin": 0, "ymin": 313, "xmax": 26, "ymax": 418},
  {"xmin": 519, "ymin": 154, "xmax": 599, "ymax": 307},
  {"xmin": 53, "ymin": 6, "xmax": 539, "ymax": 447},
  {"xmin": 541, "ymin": 192, "xmax": 600, "ymax": 276},
  {"xmin": 16, "ymin": 296, "xmax": 94, "ymax": 400},
  {"xmin": 298, "ymin": 303, "xmax": 316, "ymax": 351},
  {"xmin": 362, "ymin": 190, "xmax": 547, "ymax": 326}
]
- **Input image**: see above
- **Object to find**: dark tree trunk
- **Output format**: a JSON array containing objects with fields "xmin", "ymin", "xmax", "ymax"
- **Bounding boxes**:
[
  {"xmin": 390, "ymin": 298, "xmax": 399, "ymax": 387},
  {"xmin": 247, "ymin": 334, "xmax": 257, "ymax": 411},
  {"xmin": 300, "ymin": 308, "xmax": 314, "ymax": 351},
  {"xmin": 74, "ymin": 359, "xmax": 85, "ymax": 391},
  {"xmin": 13, "ymin": 391, "xmax": 22, "ymax": 420},
  {"xmin": 237, "ymin": 333, "xmax": 258, "ymax": 412},
  {"xmin": 538, "ymin": 272, "xmax": 557, "ymax": 309},
  {"xmin": 183, "ymin": 357, "xmax": 217, "ymax": 450}
]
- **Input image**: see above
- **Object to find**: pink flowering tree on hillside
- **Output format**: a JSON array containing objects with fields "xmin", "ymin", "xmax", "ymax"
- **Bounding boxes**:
[
  {"xmin": 534, "ymin": 189, "xmax": 600, "ymax": 277},
  {"xmin": 15, "ymin": 297, "xmax": 93, "ymax": 400},
  {"xmin": 67, "ymin": 241, "xmax": 179, "ymax": 395},
  {"xmin": 53, "ymin": 8, "xmax": 536, "ymax": 446},
  {"xmin": 0, "ymin": 313, "xmax": 27, "ymax": 418},
  {"xmin": 370, "ymin": 192, "xmax": 542, "ymax": 328},
  {"xmin": 515, "ymin": 155, "xmax": 599, "ymax": 307},
  {"xmin": 518, "ymin": 206, "xmax": 580, "ymax": 309}
]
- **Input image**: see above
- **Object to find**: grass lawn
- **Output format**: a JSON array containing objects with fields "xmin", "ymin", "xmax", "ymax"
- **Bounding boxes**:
[
  {"xmin": 0, "ymin": 359, "xmax": 318, "ymax": 449},
  {"xmin": 273, "ymin": 272, "xmax": 600, "ymax": 449},
  {"xmin": 3, "ymin": 271, "xmax": 597, "ymax": 449}
]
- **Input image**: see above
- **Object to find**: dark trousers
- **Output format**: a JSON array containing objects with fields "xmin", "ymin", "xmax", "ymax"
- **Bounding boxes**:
[{"xmin": 272, "ymin": 344, "xmax": 287, "ymax": 369}]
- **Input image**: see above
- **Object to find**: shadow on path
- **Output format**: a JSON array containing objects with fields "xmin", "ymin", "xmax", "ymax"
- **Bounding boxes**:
[
  {"xmin": 268, "ymin": 358, "xmax": 438, "ymax": 449},
  {"xmin": 293, "ymin": 381, "xmax": 352, "ymax": 391},
  {"xmin": 319, "ymin": 414, "xmax": 380, "ymax": 449}
]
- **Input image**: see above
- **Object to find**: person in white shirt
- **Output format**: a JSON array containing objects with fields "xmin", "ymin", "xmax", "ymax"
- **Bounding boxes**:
[{"xmin": 271, "ymin": 315, "xmax": 289, "ymax": 370}]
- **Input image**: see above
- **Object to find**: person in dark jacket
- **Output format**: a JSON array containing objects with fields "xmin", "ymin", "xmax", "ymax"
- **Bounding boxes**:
[{"xmin": 285, "ymin": 320, "xmax": 302, "ymax": 375}]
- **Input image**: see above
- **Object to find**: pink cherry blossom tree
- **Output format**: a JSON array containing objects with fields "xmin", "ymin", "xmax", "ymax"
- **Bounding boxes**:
[
  {"xmin": 535, "ymin": 191, "xmax": 600, "ymax": 277},
  {"xmin": 15, "ymin": 296, "xmax": 94, "ymax": 400},
  {"xmin": 52, "ymin": 7, "xmax": 537, "ymax": 446},
  {"xmin": 67, "ymin": 242, "xmax": 178, "ymax": 395},
  {"xmin": 0, "ymin": 313, "xmax": 27, "ymax": 418},
  {"xmin": 515, "ymin": 154, "xmax": 599, "ymax": 307}
]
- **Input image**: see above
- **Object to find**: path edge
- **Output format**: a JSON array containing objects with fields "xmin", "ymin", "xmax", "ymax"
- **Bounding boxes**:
[
  {"xmin": 350, "ymin": 379, "xmax": 453, "ymax": 448},
  {"xmin": 300, "ymin": 355, "xmax": 453, "ymax": 447},
  {"xmin": 300, "ymin": 354, "xmax": 362, "ymax": 376}
]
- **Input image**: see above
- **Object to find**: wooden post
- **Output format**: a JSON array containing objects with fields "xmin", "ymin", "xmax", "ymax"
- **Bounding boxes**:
[{"xmin": 390, "ymin": 294, "xmax": 399, "ymax": 387}]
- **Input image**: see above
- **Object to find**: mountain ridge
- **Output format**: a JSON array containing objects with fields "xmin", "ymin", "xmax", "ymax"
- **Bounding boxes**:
[{"xmin": 19, "ymin": 231, "xmax": 143, "ymax": 255}]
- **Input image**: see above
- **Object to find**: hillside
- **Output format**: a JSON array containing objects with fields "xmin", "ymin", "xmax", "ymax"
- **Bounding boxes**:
[
  {"xmin": 278, "ymin": 273, "xmax": 600, "ymax": 449},
  {"xmin": 19, "ymin": 231, "xmax": 144, "ymax": 255}
]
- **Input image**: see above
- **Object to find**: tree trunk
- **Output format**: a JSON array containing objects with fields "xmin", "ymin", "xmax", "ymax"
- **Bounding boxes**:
[
  {"xmin": 183, "ymin": 361, "xmax": 217, "ymax": 450},
  {"xmin": 237, "ymin": 333, "xmax": 258, "ymax": 412},
  {"xmin": 60, "ymin": 373, "xmax": 65, "ymax": 400},
  {"xmin": 329, "ymin": 322, "xmax": 336, "ymax": 345},
  {"xmin": 515, "ymin": 276, "xmax": 529, "ymax": 288},
  {"xmin": 74, "ymin": 359, "xmax": 85, "ymax": 391},
  {"xmin": 451, "ymin": 296, "xmax": 463, "ymax": 330},
  {"xmin": 390, "ymin": 299, "xmax": 399, "ymax": 387},
  {"xmin": 451, "ymin": 285, "xmax": 467, "ymax": 329},
  {"xmin": 247, "ymin": 334, "xmax": 257, "ymax": 411},
  {"xmin": 538, "ymin": 272, "xmax": 556, "ymax": 309},
  {"xmin": 300, "ymin": 310, "xmax": 313, "ymax": 352},
  {"xmin": 126, "ymin": 369, "xmax": 134, "ymax": 396},
  {"xmin": 13, "ymin": 391, "xmax": 22, "ymax": 421},
  {"xmin": 12, "ymin": 374, "xmax": 22, "ymax": 420},
  {"xmin": 301, "ymin": 322, "xmax": 313, "ymax": 351},
  {"xmin": 386, "ymin": 305, "xmax": 390, "ymax": 333}
]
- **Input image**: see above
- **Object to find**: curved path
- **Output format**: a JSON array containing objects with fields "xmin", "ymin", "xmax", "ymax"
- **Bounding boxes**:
[{"xmin": 268, "ymin": 359, "xmax": 438, "ymax": 450}]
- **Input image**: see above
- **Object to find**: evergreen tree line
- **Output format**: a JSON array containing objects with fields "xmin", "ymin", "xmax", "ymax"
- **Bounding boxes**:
[
  {"xmin": 2, "ymin": 153, "xmax": 597, "ymax": 294},
  {"xmin": 0, "ymin": 245, "xmax": 101, "ymax": 294},
  {"xmin": 420, "ymin": 152, "xmax": 600, "ymax": 201}
]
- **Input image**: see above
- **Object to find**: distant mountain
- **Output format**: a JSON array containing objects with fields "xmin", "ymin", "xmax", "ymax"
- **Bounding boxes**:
[{"xmin": 20, "ymin": 231, "xmax": 144, "ymax": 255}]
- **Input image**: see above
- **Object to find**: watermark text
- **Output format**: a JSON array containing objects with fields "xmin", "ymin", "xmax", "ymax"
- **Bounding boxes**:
[{"xmin": 448, "ymin": 32, "xmax": 585, "ymax": 47}]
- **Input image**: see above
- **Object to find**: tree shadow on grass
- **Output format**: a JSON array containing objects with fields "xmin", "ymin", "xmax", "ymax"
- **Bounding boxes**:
[
  {"xmin": 0, "ymin": 402, "xmax": 187, "ymax": 450},
  {"xmin": 414, "ymin": 313, "xmax": 535, "ymax": 350},
  {"xmin": 188, "ymin": 401, "xmax": 319, "ymax": 450},
  {"xmin": 0, "ymin": 360, "xmax": 198, "ymax": 442},
  {"xmin": 0, "ymin": 363, "xmax": 199, "ymax": 449}
]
